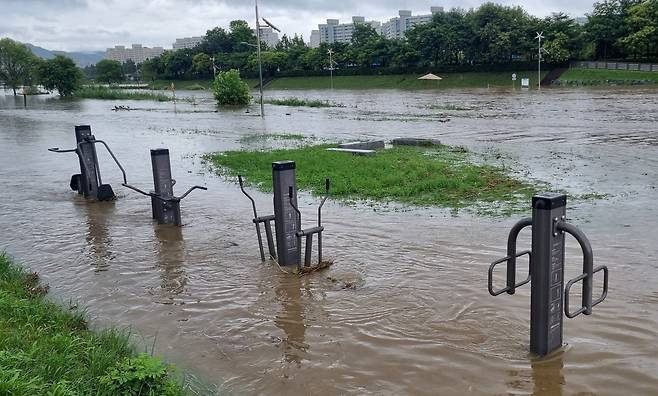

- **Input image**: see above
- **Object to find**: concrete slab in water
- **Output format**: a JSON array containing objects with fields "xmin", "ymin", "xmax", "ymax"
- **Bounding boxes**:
[
  {"xmin": 326, "ymin": 148, "xmax": 377, "ymax": 156},
  {"xmin": 338, "ymin": 140, "xmax": 385, "ymax": 150}
]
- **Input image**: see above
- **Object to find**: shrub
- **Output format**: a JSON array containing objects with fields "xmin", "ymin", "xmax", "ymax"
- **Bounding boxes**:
[
  {"xmin": 212, "ymin": 69, "xmax": 251, "ymax": 105},
  {"xmin": 99, "ymin": 353, "xmax": 180, "ymax": 396}
]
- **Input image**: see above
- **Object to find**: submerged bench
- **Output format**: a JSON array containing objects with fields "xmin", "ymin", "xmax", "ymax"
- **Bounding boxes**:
[{"xmin": 326, "ymin": 148, "xmax": 377, "ymax": 156}]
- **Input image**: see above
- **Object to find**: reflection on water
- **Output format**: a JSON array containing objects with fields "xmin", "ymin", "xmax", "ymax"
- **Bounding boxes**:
[
  {"xmin": 83, "ymin": 200, "xmax": 116, "ymax": 271},
  {"xmin": 274, "ymin": 276, "xmax": 308, "ymax": 364},
  {"xmin": 531, "ymin": 352, "xmax": 565, "ymax": 396},
  {"xmin": 153, "ymin": 226, "xmax": 187, "ymax": 301},
  {"xmin": 1, "ymin": 88, "xmax": 658, "ymax": 394}
]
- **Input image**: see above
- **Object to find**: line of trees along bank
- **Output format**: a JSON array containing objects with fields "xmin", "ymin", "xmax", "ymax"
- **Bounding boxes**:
[
  {"xmin": 0, "ymin": 38, "xmax": 82, "ymax": 96},
  {"xmin": 135, "ymin": 0, "xmax": 658, "ymax": 81},
  {"xmin": 2, "ymin": 0, "xmax": 656, "ymax": 91}
]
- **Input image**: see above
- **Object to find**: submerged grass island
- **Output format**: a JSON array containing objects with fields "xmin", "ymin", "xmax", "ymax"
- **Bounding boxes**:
[
  {"xmin": 207, "ymin": 142, "xmax": 539, "ymax": 215},
  {"xmin": 74, "ymin": 86, "xmax": 173, "ymax": 101}
]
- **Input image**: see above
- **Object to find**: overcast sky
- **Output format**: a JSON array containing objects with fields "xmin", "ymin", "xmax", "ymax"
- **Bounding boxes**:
[{"xmin": 0, "ymin": 0, "xmax": 594, "ymax": 52}]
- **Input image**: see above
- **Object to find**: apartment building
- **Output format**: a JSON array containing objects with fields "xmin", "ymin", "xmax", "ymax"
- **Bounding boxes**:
[
  {"xmin": 318, "ymin": 17, "xmax": 382, "ymax": 44},
  {"xmin": 381, "ymin": 7, "xmax": 444, "ymax": 39},
  {"xmin": 104, "ymin": 44, "xmax": 164, "ymax": 64},
  {"xmin": 173, "ymin": 36, "xmax": 204, "ymax": 50},
  {"xmin": 259, "ymin": 27, "xmax": 280, "ymax": 47},
  {"xmin": 309, "ymin": 30, "xmax": 321, "ymax": 48},
  {"xmin": 312, "ymin": 7, "xmax": 443, "ymax": 44}
]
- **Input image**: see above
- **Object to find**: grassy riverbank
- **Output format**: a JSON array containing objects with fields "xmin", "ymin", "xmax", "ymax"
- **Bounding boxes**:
[
  {"xmin": 265, "ymin": 72, "xmax": 546, "ymax": 90},
  {"xmin": 149, "ymin": 79, "xmax": 260, "ymax": 90},
  {"xmin": 558, "ymin": 69, "xmax": 658, "ymax": 85},
  {"xmin": 146, "ymin": 72, "xmax": 544, "ymax": 92},
  {"xmin": 75, "ymin": 86, "xmax": 172, "ymax": 101},
  {"xmin": 207, "ymin": 143, "xmax": 538, "ymax": 214},
  {"xmin": 0, "ymin": 254, "xmax": 183, "ymax": 395}
]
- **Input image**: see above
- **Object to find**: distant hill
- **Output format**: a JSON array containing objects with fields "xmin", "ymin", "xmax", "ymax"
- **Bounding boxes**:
[{"xmin": 24, "ymin": 43, "xmax": 104, "ymax": 67}]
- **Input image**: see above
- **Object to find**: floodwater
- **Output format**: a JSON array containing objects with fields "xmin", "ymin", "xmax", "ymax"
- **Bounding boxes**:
[{"xmin": 1, "ymin": 87, "xmax": 657, "ymax": 395}]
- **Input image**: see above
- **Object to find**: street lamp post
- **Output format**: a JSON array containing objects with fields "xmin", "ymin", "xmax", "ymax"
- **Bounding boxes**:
[
  {"xmin": 327, "ymin": 48, "xmax": 335, "ymax": 89},
  {"xmin": 250, "ymin": 1, "xmax": 281, "ymax": 117},
  {"xmin": 255, "ymin": 0, "xmax": 264, "ymax": 117}
]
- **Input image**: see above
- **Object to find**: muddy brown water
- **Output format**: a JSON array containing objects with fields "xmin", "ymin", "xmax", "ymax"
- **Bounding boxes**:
[{"xmin": 1, "ymin": 87, "xmax": 657, "ymax": 395}]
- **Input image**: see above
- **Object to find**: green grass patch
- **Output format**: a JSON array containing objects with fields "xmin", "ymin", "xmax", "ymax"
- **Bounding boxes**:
[
  {"xmin": 75, "ymin": 86, "xmax": 172, "ymax": 101},
  {"xmin": 149, "ymin": 79, "xmax": 213, "ymax": 90},
  {"xmin": 559, "ymin": 68, "xmax": 658, "ymax": 84},
  {"xmin": 207, "ymin": 144, "xmax": 538, "ymax": 214},
  {"xmin": 264, "ymin": 72, "xmax": 547, "ymax": 90},
  {"xmin": 0, "ymin": 254, "xmax": 184, "ymax": 395},
  {"xmin": 264, "ymin": 97, "xmax": 344, "ymax": 108},
  {"xmin": 239, "ymin": 133, "xmax": 307, "ymax": 144}
]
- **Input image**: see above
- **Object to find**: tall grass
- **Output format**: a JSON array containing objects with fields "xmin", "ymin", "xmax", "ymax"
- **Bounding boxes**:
[
  {"xmin": 75, "ymin": 86, "xmax": 172, "ymax": 101},
  {"xmin": 0, "ymin": 254, "xmax": 184, "ymax": 395},
  {"xmin": 264, "ymin": 97, "xmax": 344, "ymax": 108},
  {"xmin": 207, "ymin": 144, "xmax": 538, "ymax": 214}
]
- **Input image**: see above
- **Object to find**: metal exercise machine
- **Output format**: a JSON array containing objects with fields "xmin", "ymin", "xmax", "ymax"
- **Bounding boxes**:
[
  {"xmin": 239, "ymin": 160, "xmax": 330, "ymax": 268},
  {"xmin": 488, "ymin": 193, "xmax": 609, "ymax": 356},
  {"xmin": 49, "ymin": 125, "xmax": 127, "ymax": 201},
  {"xmin": 123, "ymin": 148, "xmax": 206, "ymax": 226}
]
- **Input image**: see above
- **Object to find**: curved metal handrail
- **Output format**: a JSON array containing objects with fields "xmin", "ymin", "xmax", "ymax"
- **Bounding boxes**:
[
  {"xmin": 488, "ymin": 217, "xmax": 532, "ymax": 296},
  {"xmin": 239, "ymin": 175, "xmax": 266, "ymax": 261},
  {"xmin": 558, "ymin": 221, "xmax": 608, "ymax": 318}
]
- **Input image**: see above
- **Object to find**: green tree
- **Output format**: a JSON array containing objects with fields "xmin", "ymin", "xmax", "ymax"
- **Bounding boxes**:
[
  {"xmin": 192, "ymin": 53, "xmax": 213, "ymax": 78},
  {"xmin": 212, "ymin": 69, "xmax": 251, "ymax": 105},
  {"xmin": 122, "ymin": 59, "xmax": 137, "ymax": 75},
  {"xmin": 351, "ymin": 24, "xmax": 379, "ymax": 47},
  {"xmin": 0, "ymin": 38, "xmax": 37, "ymax": 95},
  {"xmin": 586, "ymin": 0, "xmax": 643, "ymax": 59},
  {"xmin": 230, "ymin": 20, "xmax": 256, "ymax": 52},
  {"xmin": 247, "ymin": 51, "xmax": 286, "ymax": 75},
  {"xmin": 617, "ymin": 0, "xmax": 658, "ymax": 59},
  {"xmin": 95, "ymin": 59, "xmax": 124, "ymax": 83},
  {"xmin": 38, "ymin": 55, "xmax": 83, "ymax": 96},
  {"xmin": 140, "ymin": 57, "xmax": 163, "ymax": 82},
  {"xmin": 201, "ymin": 27, "xmax": 233, "ymax": 54},
  {"xmin": 540, "ymin": 13, "xmax": 585, "ymax": 62},
  {"xmin": 160, "ymin": 49, "xmax": 194, "ymax": 79}
]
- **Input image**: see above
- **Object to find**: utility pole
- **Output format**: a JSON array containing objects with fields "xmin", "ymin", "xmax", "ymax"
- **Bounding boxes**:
[
  {"xmin": 536, "ymin": 32, "xmax": 545, "ymax": 91},
  {"xmin": 211, "ymin": 56, "xmax": 217, "ymax": 78},
  {"xmin": 328, "ymin": 48, "xmax": 335, "ymax": 89}
]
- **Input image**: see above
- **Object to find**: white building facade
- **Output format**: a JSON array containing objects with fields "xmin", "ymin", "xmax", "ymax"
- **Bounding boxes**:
[
  {"xmin": 172, "ymin": 36, "xmax": 204, "ymax": 50},
  {"xmin": 312, "ymin": 7, "xmax": 443, "ymax": 44},
  {"xmin": 381, "ymin": 7, "xmax": 443, "ymax": 39},
  {"xmin": 104, "ymin": 44, "xmax": 164, "ymax": 64},
  {"xmin": 318, "ymin": 17, "xmax": 381, "ymax": 44},
  {"xmin": 309, "ymin": 30, "xmax": 320, "ymax": 48},
  {"xmin": 259, "ymin": 27, "xmax": 280, "ymax": 48}
]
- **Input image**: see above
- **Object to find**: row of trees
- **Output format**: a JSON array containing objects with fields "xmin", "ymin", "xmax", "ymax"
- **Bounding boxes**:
[
  {"xmin": 0, "ymin": 38, "xmax": 82, "ymax": 96},
  {"xmin": 131, "ymin": 0, "xmax": 658, "ymax": 82},
  {"xmin": 2, "ymin": 0, "xmax": 656, "ymax": 90}
]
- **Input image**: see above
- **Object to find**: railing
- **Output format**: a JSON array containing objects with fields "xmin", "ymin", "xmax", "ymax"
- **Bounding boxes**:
[{"xmin": 570, "ymin": 60, "xmax": 658, "ymax": 72}]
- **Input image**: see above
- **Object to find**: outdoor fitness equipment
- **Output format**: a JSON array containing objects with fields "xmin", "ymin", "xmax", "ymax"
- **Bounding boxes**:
[
  {"xmin": 488, "ymin": 193, "xmax": 608, "ymax": 357},
  {"xmin": 239, "ymin": 160, "xmax": 330, "ymax": 268},
  {"xmin": 123, "ymin": 148, "xmax": 206, "ymax": 226},
  {"xmin": 48, "ymin": 125, "xmax": 126, "ymax": 201}
]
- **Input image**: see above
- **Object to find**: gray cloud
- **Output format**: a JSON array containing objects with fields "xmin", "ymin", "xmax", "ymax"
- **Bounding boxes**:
[{"xmin": 0, "ymin": 0, "xmax": 595, "ymax": 52}]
